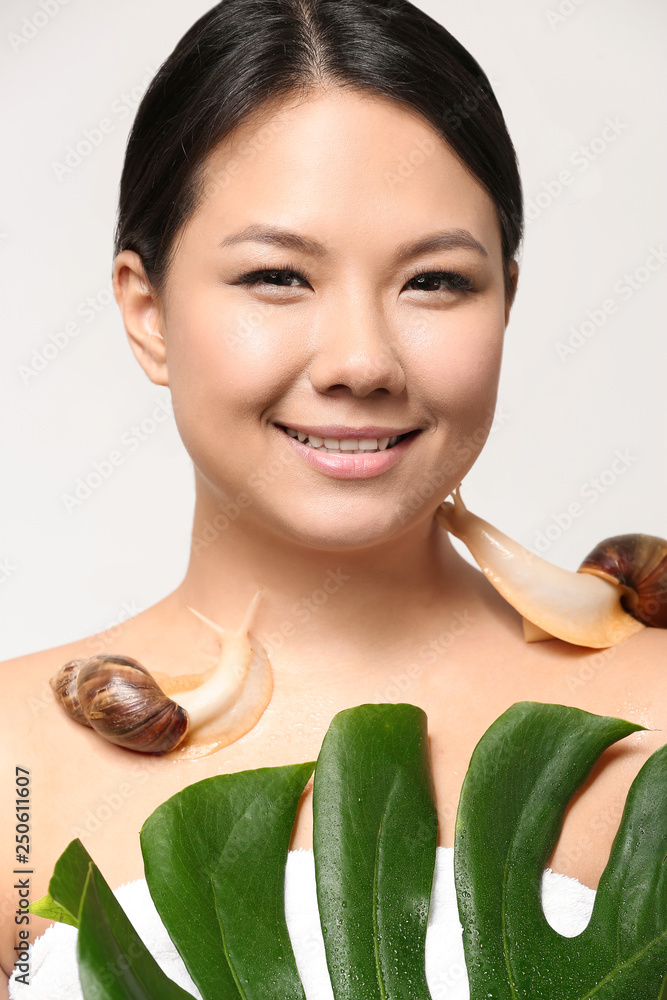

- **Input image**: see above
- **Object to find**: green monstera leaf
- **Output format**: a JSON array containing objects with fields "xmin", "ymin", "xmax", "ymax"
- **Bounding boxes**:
[
  {"xmin": 140, "ymin": 761, "xmax": 316, "ymax": 1000},
  {"xmin": 77, "ymin": 862, "xmax": 196, "ymax": 1000},
  {"xmin": 30, "ymin": 838, "xmax": 93, "ymax": 928},
  {"xmin": 313, "ymin": 702, "xmax": 438, "ymax": 999},
  {"xmin": 455, "ymin": 701, "xmax": 667, "ymax": 999},
  {"xmin": 31, "ymin": 701, "xmax": 667, "ymax": 999},
  {"xmin": 30, "ymin": 838, "xmax": 195, "ymax": 999}
]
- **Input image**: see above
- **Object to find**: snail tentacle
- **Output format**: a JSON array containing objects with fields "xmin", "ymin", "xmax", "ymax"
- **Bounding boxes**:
[{"xmin": 171, "ymin": 588, "xmax": 262, "ymax": 726}]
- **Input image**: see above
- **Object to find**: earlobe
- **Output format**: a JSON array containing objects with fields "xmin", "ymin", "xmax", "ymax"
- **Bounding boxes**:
[
  {"xmin": 112, "ymin": 250, "xmax": 169, "ymax": 387},
  {"xmin": 504, "ymin": 259, "xmax": 520, "ymax": 326}
]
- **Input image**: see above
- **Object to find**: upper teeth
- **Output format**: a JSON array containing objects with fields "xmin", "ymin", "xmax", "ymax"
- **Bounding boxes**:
[{"xmin": 283, "ymin": 427, "xmax": 402, "ymax": 451}]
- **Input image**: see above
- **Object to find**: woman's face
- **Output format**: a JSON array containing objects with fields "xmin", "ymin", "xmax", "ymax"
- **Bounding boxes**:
[{"xmin": 125, "ymin": 87, "xmax": 516, "ymax": 549}]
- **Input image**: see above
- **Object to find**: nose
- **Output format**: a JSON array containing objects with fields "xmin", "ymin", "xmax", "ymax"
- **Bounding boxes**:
[{"xmin": 307, "ymin": 288, "xmax": 406, "ymax": 398}]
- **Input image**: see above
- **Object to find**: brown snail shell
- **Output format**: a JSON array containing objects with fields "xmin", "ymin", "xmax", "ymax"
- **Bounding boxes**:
[
  {"xmin": 50, "ymin": 658, "xmax": 90, "ymax": 725},
  {"xmin": 50, "ymin": 655, "xmax": 189, "ymax": 753},
  {"xmin": 578, "ymin": 533, "xmax": 667, "ymax": 629}
]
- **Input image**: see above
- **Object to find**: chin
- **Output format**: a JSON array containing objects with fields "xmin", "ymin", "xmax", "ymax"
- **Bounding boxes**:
[{"xmin": 268, "ymin": 501, "xmax": 429, "ymax": 552}]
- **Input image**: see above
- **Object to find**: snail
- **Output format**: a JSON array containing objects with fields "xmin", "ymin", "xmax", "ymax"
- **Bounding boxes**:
[
  {"xmin": 50, "ymin": 588, "xmax": 273, "ymax": 758},
  {"xmin": 435, "ymin": 488, "xmax": 667, "ymax": 648}
]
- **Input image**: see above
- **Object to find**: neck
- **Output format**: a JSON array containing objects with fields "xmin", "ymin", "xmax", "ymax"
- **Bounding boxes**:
[{"xmin": 166, "ymin": 476, "xmax": 476, "ymax": 679}]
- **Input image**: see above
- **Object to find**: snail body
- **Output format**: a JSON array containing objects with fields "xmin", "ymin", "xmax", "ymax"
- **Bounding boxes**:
[
  {"xmin": 50, "ymin": 588, "xmax": 272, "ymax": 756},
  {"xmin": 436, "ymin": 489, "xmax": 667, "ymax": 648}
]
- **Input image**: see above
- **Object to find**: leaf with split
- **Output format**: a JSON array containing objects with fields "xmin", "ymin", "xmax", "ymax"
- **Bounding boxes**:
[
  {"xmin": 313, "ymin": 702, "xmax": 438, "ymax": 999},
  {"xmin": 455, "ymin": 700, "xmax": 667, "ymax": 998},
  {"xmin": 140, "ymin": 760, "xmax": 316, "ymax": 1000}
]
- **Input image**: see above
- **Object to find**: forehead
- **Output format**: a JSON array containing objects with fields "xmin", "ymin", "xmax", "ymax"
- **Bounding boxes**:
[{"xmin": 188, "ymin": 87, "xmax": 502, "ymax": 261}]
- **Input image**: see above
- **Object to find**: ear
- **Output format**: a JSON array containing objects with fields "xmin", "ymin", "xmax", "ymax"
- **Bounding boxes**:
[
  {"xmin": 504, "ymin": 259, "xmax": 520, "ymax": 326},
  {"xmin": 112, "ymin": 250, "xmax": 168, "ymax": 386}
]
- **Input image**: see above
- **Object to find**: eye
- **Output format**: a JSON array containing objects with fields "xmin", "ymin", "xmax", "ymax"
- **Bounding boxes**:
[
  {"xmin": 236, "ymin": 266, "xmax": 309, "ymax": 288},
  {"xmin": 233, "ymin": 265, "xmax": 475, "ymax": 295},
  {"xmin": 403, "ymin": 270, "xmax": 475, "ymax": 293}
]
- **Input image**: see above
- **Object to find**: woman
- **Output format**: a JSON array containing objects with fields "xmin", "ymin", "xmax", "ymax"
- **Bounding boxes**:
[{"xmin": 2, "ymin": 0, "xmax": 665, "ymax": 995}]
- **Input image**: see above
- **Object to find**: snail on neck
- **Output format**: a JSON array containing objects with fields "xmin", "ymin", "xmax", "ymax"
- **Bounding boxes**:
[
  {"xmin": 435, "ymin": 489, "xmax": 667, "ymax": 648},
  {"xmin": 50, "ymin": 588, "xmax": 272, "ymax": 758}
]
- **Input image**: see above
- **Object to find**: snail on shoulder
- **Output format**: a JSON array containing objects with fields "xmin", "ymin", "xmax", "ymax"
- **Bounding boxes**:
[
  {"xmin": 435, "ymin": 489, "xmax": 667, "ymax": 648},
  {"xmin": 50, "ymin": 588, "xmax": 273, "ymax": 758}
]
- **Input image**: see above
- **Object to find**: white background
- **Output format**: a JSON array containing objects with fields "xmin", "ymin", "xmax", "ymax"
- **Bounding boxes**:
[{"xmin": 1, "ymin": 0, "xmax": 665, "ymax": 659}]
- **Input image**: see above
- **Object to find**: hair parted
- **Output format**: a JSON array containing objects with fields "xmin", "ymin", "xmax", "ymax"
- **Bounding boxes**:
[{"xmin": 113, "ymin": 0, "xmax": 523, "ymax": 299}]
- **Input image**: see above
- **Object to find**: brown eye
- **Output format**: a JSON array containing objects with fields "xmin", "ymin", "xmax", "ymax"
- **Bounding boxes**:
[
  {"xmin": 405, "ymin": 270, "xmax": 474, "ymax": 293},
  {"xmin": 238, "ymin": 266, "xmax": 309, "ymax": 287}
]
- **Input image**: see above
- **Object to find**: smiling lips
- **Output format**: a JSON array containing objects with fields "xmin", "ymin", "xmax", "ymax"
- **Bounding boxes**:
[
  {"xmin": 275, "ymin": 422, "xmax": 422, "ymax": 479},
  {"xmin": 276, "ymin": 422, "xmax": 419, "ymax": 454}
]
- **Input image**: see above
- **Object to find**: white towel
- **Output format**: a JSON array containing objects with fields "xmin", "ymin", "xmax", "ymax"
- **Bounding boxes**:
[{"xmin": 8, "ymin": 847, "xmax": 595, "ymax": 999}]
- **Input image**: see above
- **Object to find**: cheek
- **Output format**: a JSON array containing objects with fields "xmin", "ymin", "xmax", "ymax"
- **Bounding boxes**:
[
  {"xmin": 163, "ymin": 288, "xmax": 292, "ymax": 459},
  {"xmin": 405, "ymin": 301, "xmax": 505, "ymax": 432},
  {"xmin": 167, "ymin": 292, "xmax": 290, "ymax": 414}
]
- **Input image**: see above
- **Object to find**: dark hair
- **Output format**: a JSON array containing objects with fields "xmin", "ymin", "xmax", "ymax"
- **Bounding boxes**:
[{"xmin": 113, "ymin": 0, "xmax": 523, "ymax": 299}]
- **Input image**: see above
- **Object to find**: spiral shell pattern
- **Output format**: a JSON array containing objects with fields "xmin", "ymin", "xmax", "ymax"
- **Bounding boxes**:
[
  {"xmin": 578, "ymin": 533, "xmax": 667, "ymax": 629},
  {"xmin": 50, "ymin": 654, "xmax": 189, "ymax": 753}
]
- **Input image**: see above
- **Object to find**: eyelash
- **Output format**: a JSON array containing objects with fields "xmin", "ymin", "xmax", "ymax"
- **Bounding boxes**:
[{"xmin": 235, "ymin": 264, "xmax": 475, "ymax": 294}]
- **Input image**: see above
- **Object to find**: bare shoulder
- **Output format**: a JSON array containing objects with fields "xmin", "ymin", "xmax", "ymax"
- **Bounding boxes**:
[
  {"xmin": 617, "ymin": 623, "xmax": 667, "ymax": 669},
  {"xmin": 1, "ymin": 637, "xmax": 94, "ymax": 712},
  {"xmin": 0, "ymin": 637, "xmax": 111, "ymax": 889},
  {"xmin": 582, "ymin": 625, "xmax": 667, "ymax": 727},
  {"xmin": 0, "ymin": 590, "xmax": 185, "ymax": 727},
  {"xmin": 0, "ymin": 639, "xmax": 92, "ymax": 982},
  {"xmin": 0, "ymin": 607, "xmax": 178, "ymax": 978}
]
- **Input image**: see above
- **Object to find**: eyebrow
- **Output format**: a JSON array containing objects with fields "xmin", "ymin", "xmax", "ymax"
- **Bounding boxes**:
[{"xmin": 217, "ymin": 224, "xmax": 488, "ymax": 262}]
